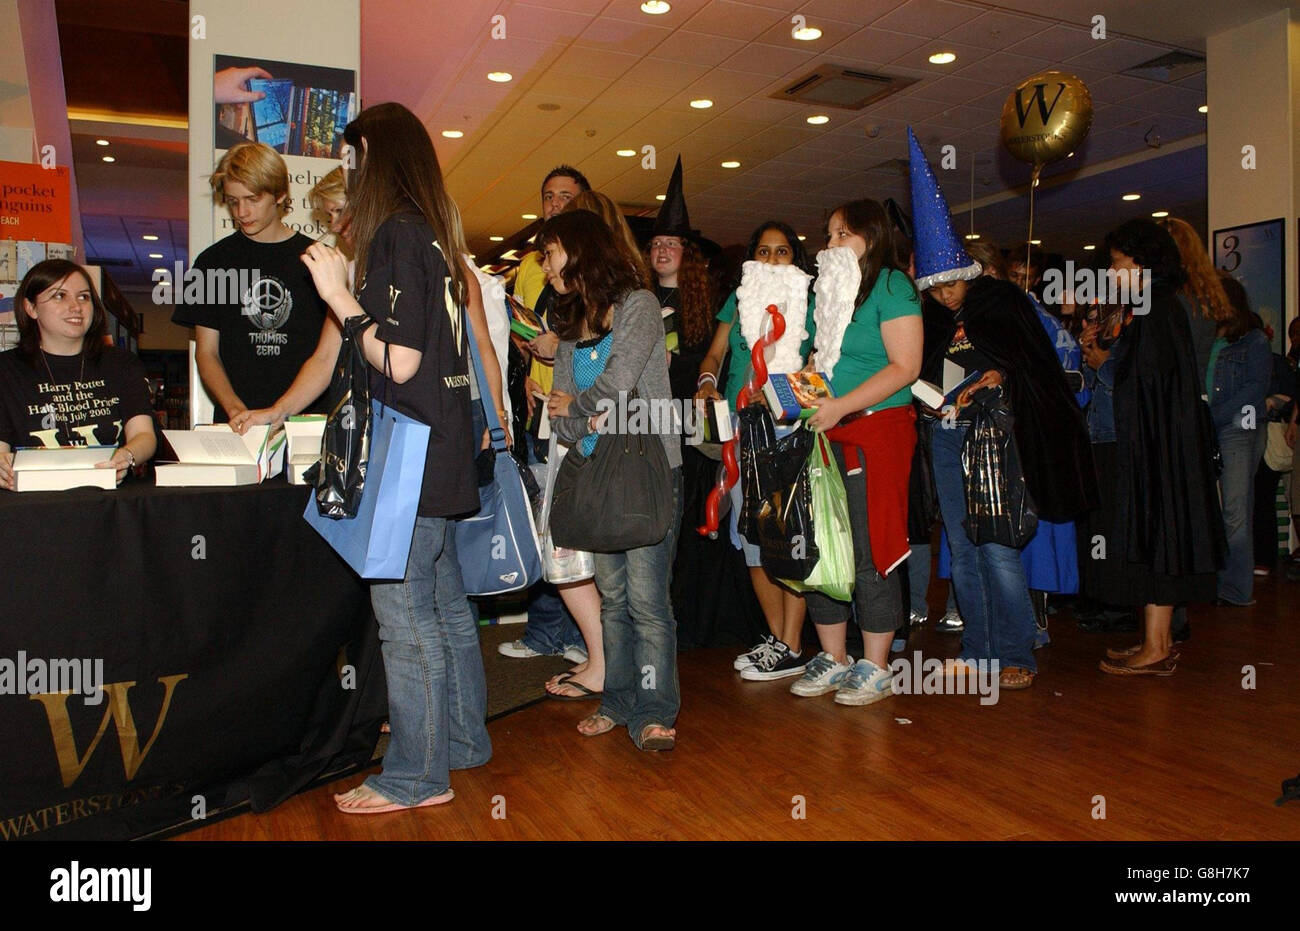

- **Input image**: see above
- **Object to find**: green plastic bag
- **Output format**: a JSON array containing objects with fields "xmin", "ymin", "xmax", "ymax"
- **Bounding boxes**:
[{"xmin": 784, "ymin": 433, "xmax": 855, "ymax": 602}]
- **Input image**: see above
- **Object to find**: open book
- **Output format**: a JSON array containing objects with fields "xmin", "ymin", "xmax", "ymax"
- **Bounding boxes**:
[
  {"xmin": 912, "ymin": 367, "xmax": 983, "ymax": 412},
  {"xmin": 508, "ymin": 294, "xmax": 546, "ymax": 340},
  {"xmin": 284, "ymin": 415, "xmax": 326, "ymax": 485},
  {"xmin": 11, "ymin": 446, "xmax": 117, "ymax": 492},
  {"xmin": 155, "ymin": 424, "xmax": 286, "ymax": 486}
]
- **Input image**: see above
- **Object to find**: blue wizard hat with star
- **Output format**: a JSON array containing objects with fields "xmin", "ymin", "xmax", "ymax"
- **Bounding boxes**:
[{"xmin": 907, "ymin": 127, "xmax": 981, "ymax": 290}]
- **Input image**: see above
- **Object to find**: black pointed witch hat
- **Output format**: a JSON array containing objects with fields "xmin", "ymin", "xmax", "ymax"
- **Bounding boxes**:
[{"xmin": 652, "ymin": 155, "xmax": 692, "ymax": 238}]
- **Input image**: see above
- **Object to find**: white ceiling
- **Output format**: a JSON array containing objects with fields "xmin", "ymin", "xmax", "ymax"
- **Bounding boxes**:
[{"xmin": 356, "ymin": 0, "xmax": 1264, "ymax": 258}]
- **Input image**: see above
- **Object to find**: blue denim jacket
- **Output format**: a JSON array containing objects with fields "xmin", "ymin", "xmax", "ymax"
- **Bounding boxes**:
[
  {"xmin": 1084, "ymin": 354, "xmax": 1117, "ymax": 443},
  {"xmin": 1208, "ymin": 329, "xmax": 1271, "ymax": 431}
]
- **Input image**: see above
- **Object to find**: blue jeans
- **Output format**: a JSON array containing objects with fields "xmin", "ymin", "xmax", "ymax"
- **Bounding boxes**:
[
  {"xmin": 931, "ymin": 425, "xmax": 1036, "ymax": 671},
  {"xmin": 1217, "ymin": 423, "xmax": 1266, "ymax": 604},
  {"xmin": 367, "ymin": 516, "xmax": 491, "ymax": 805},
  {"xmin": 593, "ymin": 467, "xmax": 682, "ymax": 747}
]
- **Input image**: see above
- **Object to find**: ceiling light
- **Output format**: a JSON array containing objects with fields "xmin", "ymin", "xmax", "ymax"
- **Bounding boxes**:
[
  {"xmin": 965, "ymin": 233, "xmax": 980, "ymax": 240},
  {"xmin": 793, "ymin": 26, "xmax": 822, "ymax": 41},
  {"xmin": 95, "ymin": 139, "xmax": 110, "ymax": 146},
  {"xmin": 101, "ymin": 155, "xmax": 115, "ymax": 163},
  {"xmin": 616, "ymin": 149, "xmax": 636, "ymax": 157},
  {"xmin": 1151, "ymin": 210, "xmax": 1169, "ymax": 218},
  {"xmin": 490, "ymin": 236, "xmax": 504, "ymax": 242},
  {"xmin": 641, "ymin": 1, "xmax": 670, "ymax": 13},
  {"xmin": 656, "ymin": 194, "xmax": 666, "ymax": 201},
  {"xmin": 522, "ymin": 213, "xmax": 538, "ymax": 220},
  {"xmin": 441, "ymin": 130, "xmax": 464, "ymax": 138},
  {"xmin": 148, "ymin": 253, "xmax": 163, "ymax": 259},
  {"xmin": 797, "ymin": 235, "xmax": 806, "ymax": 241},
  {"xmin": 806, "ymin": 115, "xmax": 829, "ymax": 125},
  {"xmin": 1122, "ymin": 193, "xmax": 1141, "ymax": 201},
  {"xmin": 1083, "ymin": 244, "xmax": 1096, "ymax": 251},
  {"xmin": 154, "ymin": 268, "xmax": 167, "ymax": 275},
  {"xmin": 1198, "ymin": 104, "xmax": 1208, "ymax": 114},
  {"xmin": 721, "ymin": 160, "xmax": 740, "ymax": 168},
  {"xmin": 142, "ymin": 234, "xmax": 159, "ymax": 241},
  {"xmin": 487, "ymin": 72, "xmax": 512, "ymax": 83},
  {"xmin": 689, "ymin": 99, "xmax": 713, "ymax": 109},
  {"xmin": 1029, "ymin": 239, "xmax": 1041, "ymax": 246},
  {"xmin": 929, "ymin": 52, "xmax": 957, "ymax": 65}
]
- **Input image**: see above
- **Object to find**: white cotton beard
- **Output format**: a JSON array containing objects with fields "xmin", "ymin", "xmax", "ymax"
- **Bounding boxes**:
[
  {"xmin": 812, "ymin": 247, "xmax": 862, "ymax": 379},
  {"xmin": 735, "ymin": 260, "xmax": 812, "ymax": 375}
]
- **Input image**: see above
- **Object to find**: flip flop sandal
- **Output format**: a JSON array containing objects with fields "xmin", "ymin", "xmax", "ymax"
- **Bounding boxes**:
[
  {"xmin": 1099, "ymin": 654, "xmax": 1177, "ymax": 677},
  {"xmin": 639, "ymin": 724, "xmax": 676, "ymax": 751},
  {"xmin": 998, "ymin": 666, "xmax": 1036, "ymax": 690},
  {"xmin": 334, "ymin": 786, "xmax": 454, "ymax": 815},
  {"xmin": 547, "ymin": 679, "xmax": 602, "ymax": 701},
  {"xmin": 1106, "ymin": 644, "xmax": 1182, "ymax": 661},
  {"xmin": 578, "ymin": 713, "xmax": 617, "ymax": 737},
  {"xmin": 544, "ymin": 671, "xmax": 575, "ymax": 688}
]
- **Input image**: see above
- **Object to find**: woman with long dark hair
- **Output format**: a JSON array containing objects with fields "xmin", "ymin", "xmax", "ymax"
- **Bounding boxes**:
[
  {"xmin": 1097, "ymin": 219, "xmax": 1225, "ymax": 675},
  {"xmin": 0, "ymin": 260, "xmax": 156, "ymax": 488},
  {"xmin": 295, "ymin": 102, "xmax": 494, "ymax": 812},
  {"xmin": 543, "ymin": 209, "xmax": 683, "ymax": 750}
]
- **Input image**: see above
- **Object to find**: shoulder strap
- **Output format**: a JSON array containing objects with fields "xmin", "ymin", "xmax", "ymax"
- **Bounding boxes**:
[{"xmin": 464, "ymin": 301, "xmax": 508, "ymax": 453}]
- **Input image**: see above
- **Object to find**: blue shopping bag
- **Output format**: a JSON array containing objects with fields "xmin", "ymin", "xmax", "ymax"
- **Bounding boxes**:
[
  {"xmin": 304, "ymin": 397, "xmax": 430, "ymax": 579},
  {"xmin": 454, "ymin": 306, "xmax": 543, "ymax": 595}
]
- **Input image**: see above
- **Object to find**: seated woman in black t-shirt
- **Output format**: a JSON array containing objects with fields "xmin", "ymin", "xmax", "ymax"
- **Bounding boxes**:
[{"xmin": 0, "ymin": 260, "xmax": 156, "ymax": 489}]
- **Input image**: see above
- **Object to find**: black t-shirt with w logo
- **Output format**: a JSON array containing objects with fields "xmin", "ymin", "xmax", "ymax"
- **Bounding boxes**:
[{"xmin": 358, "ymin": 215, "xmax": 476, "ymax": 518}]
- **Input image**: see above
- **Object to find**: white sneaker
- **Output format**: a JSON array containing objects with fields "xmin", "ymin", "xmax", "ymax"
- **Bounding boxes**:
[
  {"xmin": 789, "ymin": 651, "xmax": 853, "ymax": 697},
  {"xmin": 497, "ymin": 639, "xmax": 543, "ymax": 658},
  {"xmin": 936, "ymin": 608, "xmax": 964, "ymax": 633},
  {"xmin": 734, "ymin": 634, "xmax": 776, "ymax": 671},
  {"xmin": 908, "ymin": 611, "xmax": 927, "ymax": 627},
  {"xmin": 834, "ymin": 659, "xmax": 897, "ymax": 706}
]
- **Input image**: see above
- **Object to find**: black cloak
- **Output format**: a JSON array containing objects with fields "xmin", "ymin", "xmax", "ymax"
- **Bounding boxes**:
[
  {"xmin": 921, "ymin": 275, "xmax": 1097, "ymax": 521},
  {"xmin": 1112, "ymin": 282, "xmax": 1225, "ymax": 576}
]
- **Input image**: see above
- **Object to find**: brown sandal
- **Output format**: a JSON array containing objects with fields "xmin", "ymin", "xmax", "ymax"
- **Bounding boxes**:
[
  {"xmin": 1105, "ymin": 644, "xmax": 1181, "ymax": 661},
  {"xmin": 999, "ymin": 666, "xmax": 1036, "ymax": 690},
  {"xmin": 1099, "ymin": 654, "xmax": 1177, "ymax": 676},
  {"xmin": 577, "ymin": 713, "xmax": 616, "ymax": 737}
]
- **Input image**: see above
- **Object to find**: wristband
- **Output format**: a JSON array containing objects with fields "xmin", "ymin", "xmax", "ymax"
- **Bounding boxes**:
[
  {"xmin": 122, "ymin": 448, "xmax": 136, "ymax": 469},
  {"xmin": 697, "ymin": 372, "xmax": 717, "ymax": 389}
]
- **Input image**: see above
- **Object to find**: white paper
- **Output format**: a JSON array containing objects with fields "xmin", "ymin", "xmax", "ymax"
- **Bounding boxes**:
[
  {"xmin": 165, "ymin": 429, "xmax": 256, "ymax": 465},
  {"xmin": 12, "ymin": 446, "xmax": 116, "ymax": 471}
]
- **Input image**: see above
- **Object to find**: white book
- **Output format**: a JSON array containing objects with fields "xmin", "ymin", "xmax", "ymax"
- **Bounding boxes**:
[
  {"xmin": 159, "ymin": 425, "xmax": 286, "ymax": 486},
  {"xmin": 284, "ymin": 415, "xmax": 326, "ymax": 486},
  {"xmin": 12, "ymin": 446, "xmax": 118, "ymax": 491},
  {"xmin": 14, "ymin": 468, "xmax": 115, "ymax": 492},
  {"xmin": 155, "ymin": 463, "xmax": 262, "ymax": 487}
]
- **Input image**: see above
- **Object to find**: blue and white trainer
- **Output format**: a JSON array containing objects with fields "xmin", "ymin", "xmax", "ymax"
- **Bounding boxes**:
[
  {"xmin": 734, "ymin": 634, "xmax": 777, "ymax": 671},
  {"xmin": 789, "ymin": 651, "xmax": 853, "ymax": 697},
  {"xmin": 833, "ymin": 658, "xmax": 897, "ymax": 706}
]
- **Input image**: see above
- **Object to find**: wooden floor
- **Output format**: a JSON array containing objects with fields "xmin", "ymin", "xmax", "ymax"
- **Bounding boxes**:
[{"xmin": 181, "ymin": 575, "xmax": 1300, "ymax": 841}]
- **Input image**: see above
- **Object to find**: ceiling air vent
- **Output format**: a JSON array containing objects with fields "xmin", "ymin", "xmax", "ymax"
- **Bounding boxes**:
[
  {"xmin": 772, "ymin": 65, "xmax": 915, "ymax": 110},
  {"xmin": 1122, "ymin": 50, "xmax": 1204, "ymax": 84}
]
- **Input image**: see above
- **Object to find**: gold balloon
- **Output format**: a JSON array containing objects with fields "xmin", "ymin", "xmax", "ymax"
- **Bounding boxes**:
[{"xmin": 1000, "ymin": 70, "xmax": 1093, "ymax": 168}]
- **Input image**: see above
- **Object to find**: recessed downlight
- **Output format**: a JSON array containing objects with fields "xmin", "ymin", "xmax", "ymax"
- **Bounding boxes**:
[
  {"xmin": 807, "ymin": 114, "xmax": 830, "ymax": 125},
  {"xmin": 616, "ymin": 149, "xmax": 636, "ymax": 157},
  {"xmin": 656, "ymin": 194, "xmax": 666, "ymax": 201},
  {"xmin": 1151, "ymin": 210, "xmax": 1169, "ymax": 218},
  {"xmin": 1122, "ymin": 193, "xmax": 1141, "ymax": 201},
  {"xmin": 95, "ymin": 139, "xmax": 110, "ymax": 146},
  {"xmin": 1083, "ymin": 244, "xmax": 1096, "ymax": 251},
  {"xmin": 793, "ymin": 26, "xmax": 822, "ymax": 41},
  {"xmin": 148, "ymin": 253, "xmax": 163, "ymax": 259},
  {"xmin": 522, "ymin": 213, "xmax": 538, "ymax": 220},
  {"xmin": 101, "ymin": 156, "xmax": 115, "ymax": 163},
  {"xmin": 720, "ymin": 160, "xmax": 740, "ymax": 168},
  {"xmin": 641, "ymin": 1, "xmax": 670, "ymax": 13},
  {"xmin": 965, "ymin": 233, "xmax": 981, "ymax": 240},
  {"xmin": 929, "ymin": 51, "xmax": 957, "ymax": 65},
  {"xmin": 487, "ymin": 72, "xmax": 512, "ymax": 83},
  {"xmin": 142, "ymin": 234, "xmax": 159, "ymax": 241},
  {"xmin": 490, "ymin": 236, "xmax": 504, "ymax": 242},
  {"xmin": 441, "ymin": 130, "xmax": 464, "ymax": 138},
  {"xmin": 689, "ymin": 99, "xmax": 713, "ymax": 109}
]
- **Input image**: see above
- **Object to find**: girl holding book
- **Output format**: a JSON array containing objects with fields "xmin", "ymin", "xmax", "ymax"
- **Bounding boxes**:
[
  {"xmin": 787, "ymin": 200, "xmax": 923, "ymax": 706},
  {"xmin": 696, "ymin": 220, "xmax": 817, "ymax": 681},
  {"xmin": 296, "ymin": 102, "xmax": 493, "ymax": 813}
]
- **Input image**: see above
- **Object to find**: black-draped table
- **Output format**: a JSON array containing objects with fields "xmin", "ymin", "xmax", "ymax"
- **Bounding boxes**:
[{"xmin": 0, "ymin": 478, "xmax": 386, "ymax": 840}]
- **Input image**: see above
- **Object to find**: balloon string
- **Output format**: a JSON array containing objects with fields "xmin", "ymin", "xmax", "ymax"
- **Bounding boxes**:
[
  {"xmin": 698, "ymin": 303, "xmax": 784, "ymax": 538},
  {"xmin": 1026, "ymin": 165, "xmax": 1041, "ymax": 279}
]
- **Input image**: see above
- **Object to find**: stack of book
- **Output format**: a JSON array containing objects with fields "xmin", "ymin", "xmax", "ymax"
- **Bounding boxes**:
[{"xmin": 11, "ymin": 446, "xmax": 117, "ymax": 492}]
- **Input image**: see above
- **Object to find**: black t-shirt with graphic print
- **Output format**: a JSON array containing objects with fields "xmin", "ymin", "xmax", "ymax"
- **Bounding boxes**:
[
  {"xmin": 358, "ymin": 214, "xmax": 477, "ymax": 519},
  {"xmin": 0, "ymin": 346, "xmax": 154, "ymax": 450},
  {"xmin": 172, "ymin": 230, "xmax": 328, "ymax": 421}
]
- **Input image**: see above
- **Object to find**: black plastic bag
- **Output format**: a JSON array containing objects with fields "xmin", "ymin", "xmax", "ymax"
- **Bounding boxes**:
[
  {"xmin": 737, "ymin": 403, "xmax": 777, "ymax": 541},
  {"xmin": 754, "ymin": 425, "xmax": 818, "ymax": 580},
  {"xmin": 960, "ymin": 391, "xmax": 1038, "ymax": 547},
  {"xmin": 313, "ymin": 315, "xmax": 376, "ymax": 519}
]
